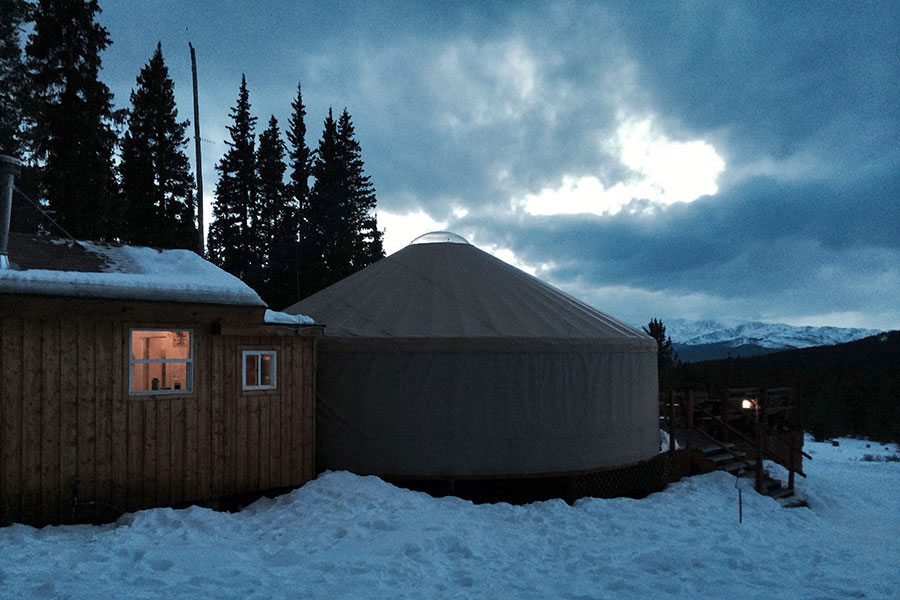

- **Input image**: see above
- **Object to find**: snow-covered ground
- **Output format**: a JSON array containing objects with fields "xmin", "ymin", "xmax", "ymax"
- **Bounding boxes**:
[{"xmin": 1, "ymin": 436, "xmax": 898, "ymax": 599}]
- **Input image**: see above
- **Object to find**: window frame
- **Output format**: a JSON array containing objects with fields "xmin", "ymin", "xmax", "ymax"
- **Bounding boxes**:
[
  {"xmin": 128, "ymin": 328, "xmax": 194, "ymax": 396},
  {"xmin": 242, "ymin": 349, "xmax": 278, "ymax": 391}
]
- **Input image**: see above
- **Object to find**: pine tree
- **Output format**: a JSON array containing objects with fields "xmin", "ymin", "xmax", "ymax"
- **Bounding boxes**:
[
  {"xmin": 256, "ymin": 116, "xmax": 286, "ymax": 257},
  {"xmin": 306, "ymin": 108, "xmax": 344, "ymax": 291},
  {"xmin": 336, "ymin": 109, "xmax": 384, "ymax": 269},
  {"xmin": 0, "ymin": 0, "xmax": 28, "ymax": 158},
  {"xmin": 286, "ymin": 82, "xmax": 312, "ymax": 301},
  {"xmin": 644, "ymin": 318, "xmax": 676, "ymax": 370},
  {"xmin": 24, "ymin": 0, "xmax": 121, "ymax": 241},
  {"xmin": 309, "ymin": 108, "xmax": 360, "ymax": 286},
  {"xmin": 208, "ymin": 75, "xmax": 260, "ymax": 284},
  {"xmin": 305, "ymin": 108, "xmax": 384, "ymax": 295},
  {"xmin": 286, "ymin": 82, "xmax": 311, "ymax": 223},
  {"xmin": 119, "ymin": 42, "xmax": 196, "ymax": 249},
  {"xmin": 256, "ymin": 115, "xmax": 298, "ymax": 308}
]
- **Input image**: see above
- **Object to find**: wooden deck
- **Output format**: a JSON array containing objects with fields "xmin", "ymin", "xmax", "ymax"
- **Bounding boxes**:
[{"xmin": 660, "ymin": 384, "xmax": 808, "ymax": 498}]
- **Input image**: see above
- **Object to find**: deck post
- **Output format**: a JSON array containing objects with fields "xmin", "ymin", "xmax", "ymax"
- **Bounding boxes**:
[
  {"xmin": 756, "ymin": 386, "xmax": 771, "ymax": 493},
  {"xmin": 668, "ymin": 389, "xmax": 676, "ymax": 454},
  {"xmin": 755, "ymin": 388, "xmax": 764, "ymax": 493},
  {"xmin": 788, "ymin": 447, "xmax": 796, "ymax": 491},
  {"xmin": 686, "ymin": 389, "xmax": 694, "ymax": 451}
]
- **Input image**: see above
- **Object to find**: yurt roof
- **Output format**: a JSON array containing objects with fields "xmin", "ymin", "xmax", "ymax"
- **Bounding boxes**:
[{"xmin": 285, "ymin": 234, "xmax": 654, "ymax": 351}]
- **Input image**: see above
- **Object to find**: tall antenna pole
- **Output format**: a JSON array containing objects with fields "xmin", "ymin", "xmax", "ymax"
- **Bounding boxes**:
[
  {"xmin": 0, "ymin": 154, "xmax": 24, "ymax": 270},
  {"xmin": 189, "ymin": 42, "xmax": 205, "ymax": 256}
]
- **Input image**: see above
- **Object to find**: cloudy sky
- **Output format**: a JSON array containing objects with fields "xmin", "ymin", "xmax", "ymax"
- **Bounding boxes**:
[{"xmin": 96, "ymin": 1, "xmax": 899, "ymax": 329}]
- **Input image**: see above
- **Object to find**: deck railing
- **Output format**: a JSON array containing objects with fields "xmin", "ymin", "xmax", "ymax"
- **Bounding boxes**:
[{"xmin": 660, "ymin": 385, "xmax": 810, "ymax": 493}]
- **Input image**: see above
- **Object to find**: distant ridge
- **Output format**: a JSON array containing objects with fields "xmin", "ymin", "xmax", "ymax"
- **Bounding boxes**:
[
  {"xmin": 640, "ymin": 318, "xmax": 881, "ymax": 362},
  {"xmin": 674, "ymin": 342, "xmax": 781, "ymax": 363}
]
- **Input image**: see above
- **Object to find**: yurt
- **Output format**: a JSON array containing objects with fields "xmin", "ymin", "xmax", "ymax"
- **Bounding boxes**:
[{"xmin": 285, "ymin": 232, "xmax": 659, "ymax": 483}]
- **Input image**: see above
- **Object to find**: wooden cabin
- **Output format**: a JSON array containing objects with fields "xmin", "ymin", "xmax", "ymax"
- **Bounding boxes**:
[{"xmin": 0, "ymin": 233, "xmax": 321, "ymax": 526}]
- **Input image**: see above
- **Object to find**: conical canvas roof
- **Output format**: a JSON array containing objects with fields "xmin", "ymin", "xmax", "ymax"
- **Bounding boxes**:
[{"xmin": 285, "ymin": 239, "xmax": 654, "ymax": 351}]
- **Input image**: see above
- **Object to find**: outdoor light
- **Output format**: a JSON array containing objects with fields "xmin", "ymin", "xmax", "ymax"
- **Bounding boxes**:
[{"xmin": 742, "ymin": 399, "xmax": 755, "ymax": 410}]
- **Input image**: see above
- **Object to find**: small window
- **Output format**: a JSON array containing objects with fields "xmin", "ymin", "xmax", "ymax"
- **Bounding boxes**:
[
  {"xmin": 243, "ymin": 350, "xmax": 277, "ymax": 390},
  {"xmin": 130, "ymin": 329, "xmax": 193, "ymax": 395}
]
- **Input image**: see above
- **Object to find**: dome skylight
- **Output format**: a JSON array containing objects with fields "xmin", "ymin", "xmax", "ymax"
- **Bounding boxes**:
[{"xmin": 409, "ymin": 231, "xmax": 470, "ymax": 245}]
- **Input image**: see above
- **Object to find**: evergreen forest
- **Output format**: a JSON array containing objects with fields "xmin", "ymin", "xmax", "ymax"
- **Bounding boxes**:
[
  {"xmin": 1, "ymin": 0, "xmax": 384, "ymax": 309},
  {"xmin": 670, "ymin": 330, "xmax": 900, "ymax": 443}
]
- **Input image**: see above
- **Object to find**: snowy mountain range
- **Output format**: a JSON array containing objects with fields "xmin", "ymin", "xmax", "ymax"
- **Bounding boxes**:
[
  {"xmin": 662, "ymin": 318, "xmax": 880, "ymax": 349},
  {"xmin": 640, "ymin": 318, "xmax": 882, "ymax": 362}
]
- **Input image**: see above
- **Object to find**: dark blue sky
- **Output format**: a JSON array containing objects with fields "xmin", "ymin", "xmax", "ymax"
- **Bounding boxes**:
[{"xmin": 96, "ymin": 1, "xmax": 900, "ymax": 329}]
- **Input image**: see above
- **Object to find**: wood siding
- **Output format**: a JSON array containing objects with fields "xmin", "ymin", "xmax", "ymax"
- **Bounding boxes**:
[{"xmin": 1, "ymin": 313, "xmax": 316, "ymax": 526}]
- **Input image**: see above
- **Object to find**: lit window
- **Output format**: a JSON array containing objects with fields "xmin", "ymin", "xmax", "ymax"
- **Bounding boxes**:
[
  {"xmin": 130, "ymin": 329, "xmax": 193, "ymax": 395},
  {"xmin": 243, "ymin": 350, "xmax": 277, "ymax": 390}
]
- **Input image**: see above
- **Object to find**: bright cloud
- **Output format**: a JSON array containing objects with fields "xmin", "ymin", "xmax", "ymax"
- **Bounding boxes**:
[
  {"xmin": 452, "ymin": 206, "xmax": 469, "ymax": 219},
  {"xmin": 378, "ymin": 210, "xmax": 447, "ymax": 255},
  {"xmin": 518, "ymin": 175, "xmax": 645, "ymax": 217},
  {"xmin": 519, "ymin": 115, "xmax": 725, "ymax": 217},
  {"xmin": 614, "ymin": 116, "xmax": 725, "ymax": 204}
]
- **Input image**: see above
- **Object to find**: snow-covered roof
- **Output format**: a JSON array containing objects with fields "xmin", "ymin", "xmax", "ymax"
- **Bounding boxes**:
[
  {"xmin": 264, "ymin": 309, "xmax": 315, "ymax": 326},
  {"xmin": 1, "ymin": 234, "xmax": 264, "ymax": 307}
]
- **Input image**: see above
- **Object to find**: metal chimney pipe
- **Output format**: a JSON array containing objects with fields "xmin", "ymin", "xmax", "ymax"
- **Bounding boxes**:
[{"xmin": 0, "ymin": 154, "xmax": 24, "ymax": 270}]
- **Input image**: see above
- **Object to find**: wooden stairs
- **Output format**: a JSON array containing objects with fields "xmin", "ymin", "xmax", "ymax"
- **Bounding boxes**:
[
  {"xmin": 660, "ymin": 385, "xmax": 810, "ymax": 507},
  {"xmin": 696, "ymin": 442, "xmax": 796, "ymax": 502}
]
